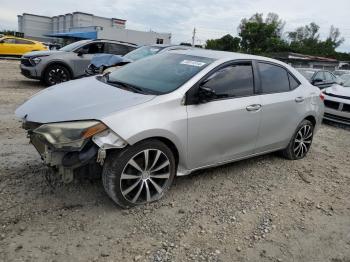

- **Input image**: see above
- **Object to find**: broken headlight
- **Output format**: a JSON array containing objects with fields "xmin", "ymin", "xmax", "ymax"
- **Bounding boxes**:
[{"xmin": 33, "ymin": 121, "xmax": 107, "ymax": 149}]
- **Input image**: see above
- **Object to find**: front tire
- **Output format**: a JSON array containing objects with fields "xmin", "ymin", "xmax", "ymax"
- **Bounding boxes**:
[
  {"xmin": 43, "ymin": 64, "xmax": 71, "ymax": 86},
  {"xmin": 102, "ymin": 140, "xmax": 176, "ymax": 208},
  {"xmin": 282, "ymin": 119, "xmax": 314, "ymax": 160}
]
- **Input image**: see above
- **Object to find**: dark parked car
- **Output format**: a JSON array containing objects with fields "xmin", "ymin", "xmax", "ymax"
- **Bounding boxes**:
[
  {"xmin": 297, "ymin": 68, "xmax": 341, "ymax": 89},
  {"xmin": 20, "ymin": 39, "xmax": 137, "ymax": 86}
]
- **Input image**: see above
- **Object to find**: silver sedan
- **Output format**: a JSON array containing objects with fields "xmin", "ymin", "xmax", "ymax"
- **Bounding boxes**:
[{"xmin": 15, "ymin": 49, "xmax": 324, "ymax": 208}]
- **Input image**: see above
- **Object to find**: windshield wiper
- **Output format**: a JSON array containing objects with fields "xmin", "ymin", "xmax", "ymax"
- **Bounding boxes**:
[{"xmin": 107, "ymin": 78, "xmax": 146, "ymax": 94}]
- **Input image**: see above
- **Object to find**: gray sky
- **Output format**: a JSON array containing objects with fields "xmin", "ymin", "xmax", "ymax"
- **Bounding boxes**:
[{"xmin": 1, "ymin": 0, "xmax": 350, "ymax": 52}]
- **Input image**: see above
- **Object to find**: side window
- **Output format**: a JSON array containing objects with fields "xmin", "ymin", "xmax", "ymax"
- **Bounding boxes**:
[
  {"xmin": 258, "ymin": 63, "xmax": 290, "ymax": 93},
  {"xmin": 203, "ymin": 63, "xmax": 254, "ymax": 98},
  {"xmin": 324, "ymin": 72, "xmax": 334, "ymax": 82},
  {"xmin": 3, "ymin": 38, "xmax": 16, "ymax": 44},
  {"xmin": 106, "ymin": 43, "xmax": 130, "ymax": 55},
  {"xmin": 288, "ymin": 74, "xmax": 300, "ymax": 90},
  {"xmin": 81, "ymin": 43, "xmax": 105, "ymax": 54},
  {"xmin": 15, "ymin": 39, "xmax": 34, "ymax": 44},
  {"xmin": 127, "ymin": 46, "xmax": 137, "ymax": 53},
  {"xmin": 314, "ymin": 72, "xmax": 324, "ymax": 81}
]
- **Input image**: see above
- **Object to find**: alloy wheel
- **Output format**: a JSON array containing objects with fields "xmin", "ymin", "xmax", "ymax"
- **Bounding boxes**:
[
  {"xmin": 48, "ymin": 68, "xmax": 69, "ymax": 85},
  {"xmin": 293, "ymin": 124, "xmax": 313, "ymax": 158},
  {"xmin": 120, "ymin": 149, "xmax": 171, "ymax": 204}
]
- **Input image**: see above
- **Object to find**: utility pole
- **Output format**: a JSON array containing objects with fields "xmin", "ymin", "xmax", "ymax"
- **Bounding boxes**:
[{"xmin": 192, "ymin": 27, "xmax": 196, "ymax": 46}]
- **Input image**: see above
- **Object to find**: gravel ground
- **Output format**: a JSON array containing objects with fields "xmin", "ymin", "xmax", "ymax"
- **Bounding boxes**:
[{"xmin": 0, "ymin": 60, "xmax": 350, "ymax": 262}]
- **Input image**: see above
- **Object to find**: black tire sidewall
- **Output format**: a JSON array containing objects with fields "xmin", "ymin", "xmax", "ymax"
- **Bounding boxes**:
[
  {"xmin": 286, "ymin": 120, "xmax": 314, "ymax": 160},
  {"xmin": 44, "ymin": 64, "xmax": 71, "ymax": 86},
  {"xmin": 102, "ymin": 139, "xmax": 176, "ymax": 208}
]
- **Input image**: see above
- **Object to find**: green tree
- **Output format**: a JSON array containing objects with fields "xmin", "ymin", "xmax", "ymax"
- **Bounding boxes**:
[
  {"xmin": 205, "ymin": 34, "xmax": 241, "ymax": 52},
  {"xmin": 238, "ymin": 13, "xmax": 289, "ymax": 54},
  {"xmin": 287, "ymin": 23, "xmax": 345, "ymax": 57}
]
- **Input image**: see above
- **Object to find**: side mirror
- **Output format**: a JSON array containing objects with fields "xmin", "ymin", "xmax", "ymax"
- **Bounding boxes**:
[
  {"xmin": 77, "ymin": 49, "xmax": 88, "ymax": 56},
  {"xmin": 198, "ymin": 85, "xmax": 216, "ymax": 103}
]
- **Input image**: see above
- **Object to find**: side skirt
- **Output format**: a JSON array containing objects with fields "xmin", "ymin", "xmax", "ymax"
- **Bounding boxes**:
[{"xmin": 176, "ymin": 147, "xmax": 285, "ymax": 177}]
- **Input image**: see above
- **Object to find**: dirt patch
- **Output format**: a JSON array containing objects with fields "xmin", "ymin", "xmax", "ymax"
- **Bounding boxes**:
[{"xmin": 0, "ymin": 60, "xmax": 349, "ymax": 262}]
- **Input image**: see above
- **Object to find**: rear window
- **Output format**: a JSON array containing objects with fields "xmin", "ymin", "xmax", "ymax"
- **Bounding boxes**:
[
  {"xmin": 259, "ymin": 63, "xmax": 290, "ymax": 93},
  {"xmin": 107, "ymin": 43, "xmax": 130, "ymax": 55},
  {"xmin": 288, "ymin": 74, "xmax": 300, "ymax": 90}
]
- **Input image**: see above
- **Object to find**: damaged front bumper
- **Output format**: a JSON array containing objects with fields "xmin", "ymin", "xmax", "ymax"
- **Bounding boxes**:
[{"xmin": 23, "ymin": 121, "xmax": 127, "ymax": 183}]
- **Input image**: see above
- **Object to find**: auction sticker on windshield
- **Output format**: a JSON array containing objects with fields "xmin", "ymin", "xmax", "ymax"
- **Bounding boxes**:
[{"xmin": 180, "ymin": 60, "xmax": 207, "ymax": 67}]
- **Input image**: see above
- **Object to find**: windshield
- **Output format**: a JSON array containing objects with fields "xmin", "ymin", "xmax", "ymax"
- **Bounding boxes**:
[
  {"xmin": 123, "ymin": 46, "xmax": 164, "ymax": 61},
  {"xmin": 297, "ymin": 69, "xmax": 316, "ymax": 81},
  {"xmin": 107, "ymin": 53, "xmax": 215, "ymax": 94},
  {"xmin": 59, "ymin": 40, "xmax": 90, "ymax": 52}
]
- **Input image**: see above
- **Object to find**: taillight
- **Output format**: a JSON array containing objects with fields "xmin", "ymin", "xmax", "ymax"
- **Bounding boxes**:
[{"xmin": 319, "ymin": 93, "xmax": 325, "ymax": 101}]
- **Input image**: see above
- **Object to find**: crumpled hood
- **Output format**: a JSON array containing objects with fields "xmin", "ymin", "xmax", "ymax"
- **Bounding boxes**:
[
  {"xmin": 15, "ymin": 76, "xmax": 155, "ymax": 123},
  {"xmin": 325, "ymin": 84, "xmax": 350, "ymax": 98},
  {"xmin": 23, "ymin": 50, "xmax": 63, "ymax": 58}
]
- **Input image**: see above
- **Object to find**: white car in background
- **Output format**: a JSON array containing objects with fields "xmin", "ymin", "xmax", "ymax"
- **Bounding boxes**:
[
  {"xmin": 323, "ymin": 79, "xmax": 350, "ymax": 125},
  {"xmin": 339, "ymin": 74, "xmax": 350, "ymax": 83}
]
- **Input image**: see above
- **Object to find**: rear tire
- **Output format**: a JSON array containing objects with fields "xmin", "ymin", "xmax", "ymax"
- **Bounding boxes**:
[
  {"xmin": 102, "ymin": 139, "xmax": 176, "ymax": 208},
  {"xmin": 43, "ymin": 64, "xmax": 71, "ymax": 86},
  {"xmin": 281, "ymin": 119, "xmax": 314, "ymax": 160}
]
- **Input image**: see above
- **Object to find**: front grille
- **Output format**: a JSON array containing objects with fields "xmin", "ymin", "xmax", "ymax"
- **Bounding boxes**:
[
  {"xmin": 21, "ymin": 58, "xmax": 33, "ymax": 67},
  {"xmin": 324, "ymin": 113, "xmax": 350, "ymax": 124},
  {"xmin": 324, "ymin": 100, "xmax": 340, "ymax": 110},
  {"xmin": 21, "ymin": 68, "xmax": 31, "ymax": 77},
  {"xmin": 342, "ymin": 103, "xmax": 350, "ymax": 113},
  {"xmin": 325, "ymin": 92, "xmax": 350, "ymax": 100}
]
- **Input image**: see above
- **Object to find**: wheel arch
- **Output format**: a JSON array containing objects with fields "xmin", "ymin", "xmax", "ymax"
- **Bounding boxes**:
[
  {"xmin": 304, "ymin": 115, "xmax": 317, "ymax": 126},
  {"xmin": 125, "ymin": 135, "xmax": 180, "ymax": 168}
]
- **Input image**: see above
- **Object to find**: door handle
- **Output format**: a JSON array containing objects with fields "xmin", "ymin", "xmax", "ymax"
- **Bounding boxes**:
[
  {"xmin": 295, "ymin": 97, "xmax": 305, "ymax": 103},
  {"xmin": 246, "ymin": 104, "xmax": 262, "ymax": 112}
]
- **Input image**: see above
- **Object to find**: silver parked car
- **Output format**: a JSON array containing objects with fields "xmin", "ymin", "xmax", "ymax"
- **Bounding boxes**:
[
  {"xmin": 15, "ymin": 50, "xmax": 324, "ymax": 208},
  {"xmin": 296, "ymin": 68, "xmax": 342, "ymax": 89},
  {"xmin": 20, "ymin": 39, "xmax": 137, "ymax": 86},
  {"xmin": 323, "ymin": 79, "xmax": 350, "ymax": 125},
  {"xmin": 102, "ymin": 44, "xmax": 193, "ymax": 74}
]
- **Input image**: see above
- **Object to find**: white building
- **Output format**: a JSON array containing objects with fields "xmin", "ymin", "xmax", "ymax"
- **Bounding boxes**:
[{"xmin": 18, "ymin": 12, "xmax": 171, "ymax": 45}]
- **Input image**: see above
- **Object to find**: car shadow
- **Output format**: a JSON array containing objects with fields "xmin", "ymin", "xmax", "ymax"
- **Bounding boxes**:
[
  {"xmin": 174, "ymin": 152, "xmax": 278, "ymax": 186},
  {"xmin": 323, "ymin": 120, "xmax": 350, "ymax": 131},
  {"xmin": 3, "ymin": 79, "xmax": 45, "ymax": 90}
]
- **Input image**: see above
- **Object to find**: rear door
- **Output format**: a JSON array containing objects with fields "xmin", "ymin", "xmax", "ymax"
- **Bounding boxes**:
[
  {"xmin": 186, "ymin": 61, "xmax": 262, "ymax": 169},
  {"xmin": 254, "ymin": 62, "xmax": 304, "ymax": 153}
]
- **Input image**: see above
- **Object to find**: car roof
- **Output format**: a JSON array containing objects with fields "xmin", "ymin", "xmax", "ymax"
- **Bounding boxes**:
[
  {"xmin": 93, "ymin": 39, "xmax": 138, "ymax": 46},
  {"xmin": 168, "ymin": 49, "xmax": 286, "ymax": 64},
  {"xmin": 297, "ymin": 68, "xmax": 321, "ymax": 71},
  {"xmin": 0, "ymin": 36, "xmax": 41, "ymax": 43}
]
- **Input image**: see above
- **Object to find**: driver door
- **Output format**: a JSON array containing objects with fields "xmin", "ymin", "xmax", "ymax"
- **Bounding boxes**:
[
  {"xmin": 72, "ymin": 42, "xmax": 105, "ymax": 77},
  {"xmin": 186, "ymin": 61, "xmax": 262, "ymax": 170},
  {"xmin": 0, "ymin": 38, "xmax": 16, "ymax": 55}
]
